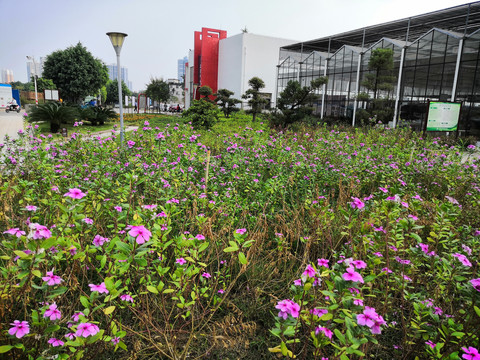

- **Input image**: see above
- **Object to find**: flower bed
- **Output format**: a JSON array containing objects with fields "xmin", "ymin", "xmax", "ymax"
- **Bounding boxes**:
[{"xmin": 0, "ymin": 123, "xmax": 479, "ymax": 359}]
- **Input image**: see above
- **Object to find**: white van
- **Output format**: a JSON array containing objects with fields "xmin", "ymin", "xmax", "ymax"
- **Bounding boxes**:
[{"xmin": 0, "ymin": 84, "xmax": 13, "ymax": 109}]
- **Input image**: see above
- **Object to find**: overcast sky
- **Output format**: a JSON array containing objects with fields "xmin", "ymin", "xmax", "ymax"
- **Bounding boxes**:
[{"xmin": 0, "ymin": 0, "xmax": 473, "ymax": 92}]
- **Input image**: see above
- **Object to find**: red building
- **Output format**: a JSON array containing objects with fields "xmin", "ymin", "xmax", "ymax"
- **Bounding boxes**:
[{"xmin": 193, "ymin": 28, "xmax": 227, "ymax": 100}]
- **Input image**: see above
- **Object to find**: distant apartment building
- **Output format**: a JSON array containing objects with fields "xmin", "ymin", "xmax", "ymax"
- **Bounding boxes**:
[
  {"xmin": 26, "ymin": 58, "xmax": 44, "ymax": 81},
  {"xmin": 177, "ymin": 56, "xmax": 188, "ymax": 81},
  {"xmin": 167, "ymin": 78, "xmax": 184, "ymax": 104},
  {"xmin": 1, "ymin": 69, "xmax": 14, "ymax": 83},
  {"xmin": 107, "ymin": 64, "xmax": 132, "ymax": 91}
]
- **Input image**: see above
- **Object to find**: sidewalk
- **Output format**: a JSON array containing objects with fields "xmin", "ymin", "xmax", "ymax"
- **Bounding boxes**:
[{"xmin": 82, "ymin": 126, "xmax": 139, "ymax": 139}]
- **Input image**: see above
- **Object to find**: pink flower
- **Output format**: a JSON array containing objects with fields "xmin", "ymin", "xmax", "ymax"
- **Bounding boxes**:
[
  {"xmin": 127, "ymin": 140, "xmax": 135, "ymax": 148},
  {"xmin": 195, "ymin": 234, "xmax": 206, "ymax": 240},
  {"xmin": 92, "ymin": 234, "xmax": 109, "ymax": 247},
  {"xmin": 82, "ymin": 218, "xmax": 93, "ymax": 225},
  {"xmin": 303, "ymin": 264, "xmax": 317, "ymax": 278},
  {"xmin": 453, "ymin": 253, "xmax": 472, "ymax": 267},
  {"xmin": 275, "ymin": 299, "xmax": 301, "ymax": 319},
  {"xmin": 8, "ymin": 320, "xmax": 29, "ymax": 338},
  {"xmin": 89, "ymin": 282, "xmax": 109, "ymax": 294},
  {"xmin": 370, "ymin": 314, "xmax": 386, "ymax": 334},
  {"xmin": 350, "ymin": 197, "xmax": 365, "ymax": 209},
  {"xmin": 29, "ymin": 223, "xmax": 51, "ymax": 239},
  {"xmin": 426, "ymin": 340, "xmax": 436, "ymax": 349},
  {"xmin": 142, "ymin": 204, "xmax": 157, "ymax": 210},
  {"xmin": 3, "ymin": 228, "xmax": 26, "ymax": 238},
  {"xmin": 128, "ymin": 225, "xmax": 152, "ymax": 244},
  {"xmin": 176, "ymin": 258, "xmax": 187, "ymax": 265},
  {"xmin": 470, "ymin": 278, "xmax": 480, "ymax": 292},
  {"xmin": 202, "ymin": 272, "xmax": 211, "ymax": 279},
  {"xmin": 235, "ymin": 228, "xmax": 247, "ymax": 235},
  {"xmin": 462, "ymin": 346, "xmax": 480, "ymax": 360},
  {"xmin": 114, "ymin": 206, "xmax": 122, "ymax": 212},
  {"xmin": 317, "ymin": 258, "xmax": 329, "ymax": 268},
  {"xmin": 65, "ymin": 333, "xmax": 76, "ymax": 340},
  {"xmin": 120, "ymin": 294, "xmax": 134, "ymax": 302},
  {"xmin": 25, "ymin": 205, "xmax": 37, "ymax": 211},
  {"xmin": 342, "ymin": 267, "xmax": 364, "ymax": 283},
  {"xmin": 44, "ymin": 303, "xmax": 62, "ymax": 321},
  {"xmin": 379, "ymin": 187, "xmax": 388, "ymax": 193},
  {"xmin": 112, "ymin": 336, "xmax": 120, "ymax": 345},
  {"xmin": 75, "ymin": 322, "xmax": 100, "ymax": 338},
  {"xmin": 64, "ymin": 188, "xmax": 86, "ymax": 199},
  {"xmin": 354, "ymin": 298, "xmax": 364, "ymax": 306},
  {"xmin": 352, "ymin": 260, "xmax": 367, "ymax": 269},
  {"xmin": 310, "ymin": 308, "xmax": 328, "ymax": 317},
  {"xmin": 356, "ymin": 306, "xmax": 378, "ymax": 327},
  {"xmin": 315, "ymin": 326, "xmax": 333, "ymax": 339},
  {"xmin": 71, "ymin": 312, "xmax": 84, "ymax": 322},
  {"xmin": 294, "ymin": 279, "xmax": 303, "ymax": 286},
  {"xmin": 48, "ymin": 338, "xmax": 64, "ymax": 347},
  {"xmin": 42, "ymin": 271, "xmax": 63, "ymax": 286}
]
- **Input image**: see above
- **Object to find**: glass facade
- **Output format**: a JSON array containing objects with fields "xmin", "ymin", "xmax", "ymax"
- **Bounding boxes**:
[{"xmin": 277, "ymin": 2, "xmax": 480, "ymax": 134}]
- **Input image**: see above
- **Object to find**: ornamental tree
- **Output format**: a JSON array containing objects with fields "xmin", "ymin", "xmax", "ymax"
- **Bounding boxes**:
[
  {"xmin": 145, "ymin": 78, "xmax": 170, "ymax": 104},
  {"xmin": 42, "ymin": 42, "xmax": 108, "ymax": 104},
  {"xmin": 242, "ymin": 77, "xmax": 268, "ymax": 122}
]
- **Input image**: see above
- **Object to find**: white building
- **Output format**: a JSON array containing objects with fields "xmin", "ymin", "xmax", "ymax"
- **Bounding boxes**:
[
  {"xmin": 1, "ymin": 69, "xmax": 14, "ymax": 83},
  {"xmin": 184, "ymin": 31, "xmax": 297, "ymax": 110},
  {"xmin": 218, "ymin": 33, "xmax": 297, "ymax": 109}
]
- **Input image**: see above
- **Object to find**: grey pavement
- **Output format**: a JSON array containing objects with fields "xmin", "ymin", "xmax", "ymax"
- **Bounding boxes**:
[{"xmin": 0, "ymin": 109, "xmax": 24, "ymax": 142}]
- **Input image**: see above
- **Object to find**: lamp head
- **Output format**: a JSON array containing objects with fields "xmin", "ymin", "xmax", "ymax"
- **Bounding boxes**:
[{"xmin": 107, "ymin": 32, "xmax": 128, "ymax": 55}]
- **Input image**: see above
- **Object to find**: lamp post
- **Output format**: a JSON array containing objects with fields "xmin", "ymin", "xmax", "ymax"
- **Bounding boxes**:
[
  {"xmin": 106, "ymin": 32, "xmax": 128, "ymax": 144},
  {"xmin": 26, "ymin": 56, "xmax": 38, "ymax": 105}
]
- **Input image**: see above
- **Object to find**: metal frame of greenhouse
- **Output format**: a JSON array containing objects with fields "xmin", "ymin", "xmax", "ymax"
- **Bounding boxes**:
[{"xmin": 277, "ymin": 2, "xmax": 480, "ymax": 135}]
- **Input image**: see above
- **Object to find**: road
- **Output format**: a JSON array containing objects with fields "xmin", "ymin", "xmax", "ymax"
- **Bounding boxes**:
[{"xmin": 0, "ymin": 109, "xmax": 24, "ymax": 142}]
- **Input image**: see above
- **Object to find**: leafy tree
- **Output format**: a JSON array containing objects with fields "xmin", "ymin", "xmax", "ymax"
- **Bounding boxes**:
[
  {"xmin": 242, "ymin": 77, "xmax": 268, "ymax": 122},
  {"xmin": 275, "ymin": 77, "xmax": 328, "ymax": 127},
  {"xmin": 145, "ymin": 78, "xmax": 170, "ymax": 104},
  {"xmin": 42, "ymin": 42, "xmax": 108, "ymax": 104},
  {"xmin": 30, "ymin": 77, "xmax": 56, "ymax": 93},
  {"xmin": 28, "ymin": 102, "xmax": 78, "ymax": 133},
  {"xmin": 106, "ymin": 80, "xmax": 131, "ymax": 105},
  {"xmin": 215, "ymin": 89, "xmax": 241, "ymax": 117},
  {"xmin": 182, "ymin": 99, "xmax": 219, "ymax": 129},
  {"xmin": 360, "ymin": 48, "xmax": 396, "ymax": 124},
  {"xmin": 197, "ymin": 86, "xmax": 215, "ymax": 103},
  {"xmin": 10, "ymin": 81, "xmax": 28, "ymax": 90}
]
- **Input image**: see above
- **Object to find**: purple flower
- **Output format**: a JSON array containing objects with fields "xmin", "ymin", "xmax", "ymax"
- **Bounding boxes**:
[
  {"xmin": 112, "ymin": 336, "xmax": 120, "ymax": 345},
  {"xmin": 89, "ymin": 282, "xmax": 109, "ymax": 294},
  {"xmin": 8, "ymin": 320, "xmax": 30, "ymax": 338},
  {"xmin": 42, "ymin": 271, "xmax": 63, "ymax": 286},
  {"xmin": 48, "ymin": 337, "xmax": 64, "ymax": 347},
  {"xmin": 64, "ymin": 188, "xmax": 86, "ymax": 199},
  {"xmin": 127, "ymin": 140, "xmax": 135, "ymax": 148},
  {"xmin": 128, "ymin": 225, "xmax": 152, "ymax": 244},
  {"xmin": 44, "ymin": 303, "xmax": 62, "ymax": 321},
  {"xmin": 342, "ymin": 267, "xmax": 364, "ymax": 283}
]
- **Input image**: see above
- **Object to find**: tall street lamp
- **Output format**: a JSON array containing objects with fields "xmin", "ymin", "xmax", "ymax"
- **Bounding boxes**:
[
  {"xmin": 26, "ymin": 56, "xmax": 38, "ymax": 105},
  {"xmin": 106, "ymin": 32, "xmax": 128, "ymax": 144}
]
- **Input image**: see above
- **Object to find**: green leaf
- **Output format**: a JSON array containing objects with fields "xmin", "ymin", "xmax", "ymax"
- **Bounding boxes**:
[
  {"xmin": 45, "ymin": 324, "xmax": 60, "ymax": 333},
  {"xmin": 135, "ymin": 258, "xmax": 147, "ymax": 267},
  {"xmin": 147, "ymin": 286, "xmax": 159, "ymax": 294},
  {"xmin": 474, "ymin": 306, "xmax": 480, "ymax": 318},
  {"xmin": 115, "ymin": 241, "xmax": 131, "ymax": 254},
  {"xmin": 163, "ymin": 289, "xmax": 174, "ymax": 294},
  {"xmin": 80, "ymin": 296, "xmax": 90, "ymax": 308},
  {"xmin": 103, "ymin": 306, "xmax": 115, "ymax": 315},
  {"xmin": 32, "ymin": 269, "xmax": 42, "ymax": 278},
  {"xmin": 0, "ymin": 346, "xmax": 13, "ymax": 354},
  {"xmin": 238, "ymin": 252, "xmax": 247, "ymax": 265},
  {"xmin": 334, "ymin": 329, "xmax": 346, "ymax": 345},
  {"xmin": 223, "ymin": 246, "xmax": 238, "ymax": 253}
]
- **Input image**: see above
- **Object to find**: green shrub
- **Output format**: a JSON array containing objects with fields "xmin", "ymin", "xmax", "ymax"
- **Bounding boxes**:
[
  {"xmin": 182, "ymin": 99, "xmax": 220, "ymax": 130},
  {"xmin": 27, "ymin": 102, "xmax": 78, "ymax": 132}
]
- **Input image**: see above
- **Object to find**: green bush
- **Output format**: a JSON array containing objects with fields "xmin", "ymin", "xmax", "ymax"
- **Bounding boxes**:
[
  {"xmin": 27, "ymin": 102, "xmax": 78, "ymax": 133},
  {"xmin": 182, "ymin": 99, "xmax": 220, "ymax": 130}
]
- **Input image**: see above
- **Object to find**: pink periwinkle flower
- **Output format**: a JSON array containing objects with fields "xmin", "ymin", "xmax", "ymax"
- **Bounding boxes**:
[
  {"xmin": 92, "ymin": 234, "xmax": 109, "ymax": 247},
  {"xmin": 453, "ymin": 253, "xmax": 472, "ymax": 267},
  {"xmin": 128, "ymin": 225, "xmax": 152, "ymax": 244},
  {"xmin": 82, "ymin": 218, "xmax": 94, "ymax": 225},
  {"xmin": 462, "ymin": 346, "xmax": 480, "ymax": 360},
  {"xmin": 75, "ymin": 322, "xmax": 100, "ymax": 338},
  {"xmin": 120, "ymin": 294, "xmax": 134, "ymax": 303},
  {"xmin": 195, "ymin": 234, "xmax": 206, "ymax": 240},
  {"xmin": 8, "ymin": 320, "xmax": 30, "ymax": 338},
  {"xmin": 315, "ymin": 326, "xmax": 333, "ymax": 339},
  {"xmin": 317, "ymin": 258, "xmax": 329, "ymax": 268},
  {"xmin": 310, "ymin": 308, "xmax": 328, "ymax": 317},
  {"xmin": 470, "ymin": 278, "xmax": 480, "ymax": 292},
  {"xmin": 42, "ymin": 271, "xmax": 63, "ymax": 286},
  {"xmin": 72, "ymin": 312, "xmax": 84, "ymax": 322},
  {"xmin": 3, "ymin": 228, "xmax": 26, "ymax": 238},
  {"xmin": 302, "ymin": 264, "xmax": 317, "ymax": 278},
  {"xmin": 354, "ymin": 298, "xmax": 364, "ymax": 306},
  {"xmin": 48, "ymin": 337, "xmax": 64, "ymax": 347},
  {"xmin": 112, "ymin": 336, "xmax": 120, "ymax": 345},
  {"xmin": 342, "ymin": 266, "xmax": 364, "ymax": 283},
  {"xmin": 44, "ymin": 303, "xmax": 62, "ymax": 321},
  {"xmin": 64, "ymin": 188, "xmax": 86, "ymax": 199},
  {"xmin": 352, "ymin": 260, "xmax": 367, "ymax": 269},
  {"xmin": 25, "ymin": 205, "xmax": 37, "ymax": 211},
  {"xmin": 235, "ymin": 228, "xmax": 247, "ymax": 235},
  {"xmin": 127, "ymin": 140, "xmax": 135, "ymax": 148},
  {"xmin": 426, "ymin": 340, "xmax": 436, "ymax": 349},
  {"xmin": 29, "ymin": 223, "xmax": 51, "ymax": 239},
  {"xmin": 176, "ymin": 258, "xmax": 187, "ymax": 265},
  {"xmin": 65, "ymin": 332, "xmax": 76, "ymax": 340},
  {"xmin": 114, "ymin": 206, "xmax": 122, "ymax": 212},
  {"xmin": 275, "ymin": 299, "xmax": 301, "ymax": 319},
  {"xmin": 202, "ymin": 272, "xmax": 212, "ymax": 279},
  {"xmin": 350, "ymin": 197, "xmax": 365, "ymax": 209},
  {"xmin": 89, "ymin": 282, "xmax": 109, "ymax": 294}
]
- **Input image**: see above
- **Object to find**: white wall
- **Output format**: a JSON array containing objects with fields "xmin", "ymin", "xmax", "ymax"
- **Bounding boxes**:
[{"xmin": 218, "ymin": 33, "xmax": 297, "ymax": 109}]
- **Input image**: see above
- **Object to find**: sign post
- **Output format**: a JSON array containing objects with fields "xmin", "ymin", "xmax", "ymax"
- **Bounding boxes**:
[{"xmin": 425, "ymin": 101, "xmax": 461, "ymax": 133}]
